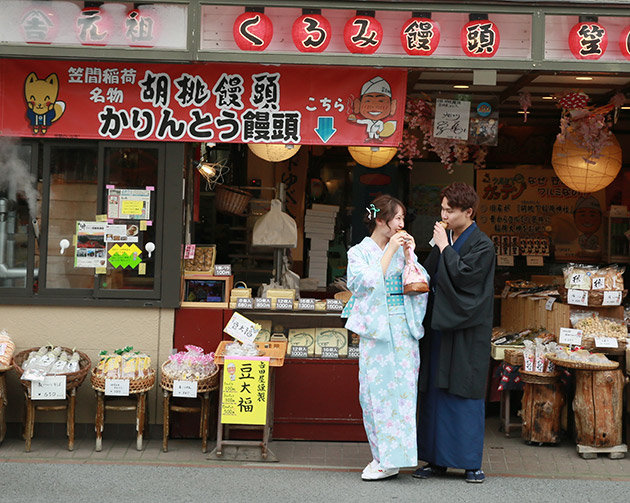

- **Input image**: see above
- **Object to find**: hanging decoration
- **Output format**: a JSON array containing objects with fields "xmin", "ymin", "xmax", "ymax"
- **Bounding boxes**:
[
  {"xmin": 343, "ymin": 14, "xmax": 383, "ymax": 54},
  {"xmin": 518, "ymin": 92, "xmax": 531, "ymax": 123},
  {"xmin": 460, "ymin": 18, "xmax": 500, "ymax": 58},
  {"xmin": 75, "ymin": 6, "xmax": 113, "ymax": 46},
  {"xmin": 619, "ymin": 25, "xmax": 630, "ymax": 60},
  {"xmin": 248, "ymin": 143, "xmax": 301, "ymax": 162},
  {"xmin": 400, "ymin": 17, "xmax": 440, "ymax": 56},
  {"xmin": 568, "ymin": 21, "xmax": 607, "ymax": 60},
  {"xmin": 292, "ymin": 13, "xmax": 331, "ymax": 53},
  {"xmin": 233, "ymin": 11, "xmax": 273, "ymax": 51},
  {"xmin": 397, "ymin": 97, "xmax": 488, "ymax": 173},
  {"xmin": 348, "ymin": 146, "xmax": 397, "ymax": 168}
]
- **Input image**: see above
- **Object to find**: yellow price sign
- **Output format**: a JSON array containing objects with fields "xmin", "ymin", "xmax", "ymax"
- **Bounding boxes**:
[
  {"xmin": 121, "ymin": 200, "xmax": 143, "ymax": 215},
  {"xmin": 221, "ymin": 358, "xmax": 269, "ymax": 425}
]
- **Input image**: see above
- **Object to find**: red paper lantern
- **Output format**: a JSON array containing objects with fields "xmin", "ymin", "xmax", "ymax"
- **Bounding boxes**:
[
  {"xmin": 124, "ymin": 8, "xmax": 161, "ymax": 48},
  {"xmin": 619, "ymin": 25, "xmax": 630, "ymax": 60},
  {"xmin": 75, "ymin": 7, "xmax": 112, "ymax": 46},
  {"xmin": 569, "ymin": 22, "xmax": 607, "ymax": 60},
  {"xmin": 21, "ymin": 6, "xmax": 58, "ymax": 44},
  {"xmin": 400, "ymin": 17, "xmax": 440, "ymax": 56},
  {"xmin": 233, "ymin": 12, "xmax": 273, "ymax": 51},
  {"xmin": 292, "ymin": 14, "xmax": 331, "ymax": 53},
  {"xmin": 460, "ymin": 19, "xmax": 500, "ymax": 57},
  {"xmin": 343, "ymin": 15, "xmax": 382, "ymax": 54}
]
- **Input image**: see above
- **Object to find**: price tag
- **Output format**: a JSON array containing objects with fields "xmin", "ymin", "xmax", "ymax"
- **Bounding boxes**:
[
  {"xmin": 254, "ymin": 298, "xmax": 271, "ymax": 310},
  {"xmin": 105, "ymin": 378, "xmax": 130, "ymax": 396},
  {"xmin": 545, "ymin": 297, "xmax": 556, "ymax": 311},
  {"xmin": 567, "ymin": 289, "xmax": 589, "ymax": 306},
  {"xmin": 559, "ymin": 327, "xmax": 583, "ymax": 346},
  {"xmin": 31, "ymin": 375, "xmax": 66, "ymax": 400},
  {"xmin": 321, "ymin": 347, "xmax": 339, "ymax": 359},
  {"xmin": 602, "ymin": 291, "xmax": 622, "ymax": 306},
  {"xmin": 348, "ymin": 346, "xmax": 360, "ymax": 358},
  {"xmin": 326, "ymin": 299, "xmax": 344, "ymax": 311},
  {"xmin": 276, "ymin": 298, "xmax": 294, "ymax": 310},
  {"xmin": 173, "ymin": 380, "xmax": 198, "ymax": 398},
  {"xmin": 526, "ymin": 256, "xmax": 544, "ymax": 267},
  {"xmin": 224, "ymin": 312, "xmax": 261, "ymax": 344},
  {"xmin": 594, "ymin": 336, "xmax": 619, "ymax": 349},
  {"xmin": 236, "ymin": 297, "xmax": 253, "ymax": 309},
  {"xmin": 497, "ymin": 255, "xmax": 514, "ymax": 267},
  {"xmin": 290, "ymin": 346, "xmax": 308, "ymax": 358},
  {"xmin": 214, "ymin": 264, "xmax": 231, "ymax": 276},
  {"xmin": 0, "ymin": 342, "xmax": 6, "ymax": 356},
  {"xmin": 591, "ymin": 277, "xmax": 606, "ymax": 291},
  {"xmin": 501, "ymin": 285, "xmax": 510, "ymax": 298},
  {"xmin": 184, "ymin": 244, "xmax": 196, "ymax": 260},
  {"xmin": 298, "ymin": 298, "xmax": 316, "ymax": 310}
]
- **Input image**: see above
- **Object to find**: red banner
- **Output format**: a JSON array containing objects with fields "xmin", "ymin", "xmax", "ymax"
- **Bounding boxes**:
[{"xmin": 1, "ymin": 59, "xmax": 406, "ymax": 147}]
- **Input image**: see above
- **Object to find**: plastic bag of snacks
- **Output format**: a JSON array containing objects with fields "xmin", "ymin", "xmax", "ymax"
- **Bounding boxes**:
[
  {"xmin": 95, "ymin": 346, "xmax": 152, "ymax": 379},
  {"xmin": 563, "ymin": 263, "xmax": 597, "ymax": 290},
  {"xmin": 21, "ymin": 345, "xmax": 82, "ymax": 380},
  {"xmin": 164, "ymin": 345, "xmax": 217, "ymax": 380},
  {"xmin": 591, "ymin": 265, "xmax": 625, "ymax": 291},
  {"xmin": 569, "ymin": 310, "xmax": 627, "ymax": 339},
  {"xmin": 0, "ymin": 330, "xmax": 15, "ymax": 366}
]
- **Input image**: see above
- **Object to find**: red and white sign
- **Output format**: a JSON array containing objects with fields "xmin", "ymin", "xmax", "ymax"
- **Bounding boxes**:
[
  {"xmin": 76, "ymin": 7, "xmax": 112, "ymax": 46},
  {"xmin": 1, "ymin": 59, "xmax": 405, "ymax": 147},
  {"xmin": 21, "ymin": 6, "xmax": 58, "ymax": 44},
  {"xmin": 400, "ymin": 17, "xmax": 440, "ymax": 56},
  {"xmin": 124, "ymin": 8, "xmax": 161, "ymax": 48},
  {"xmin": 619, "ymin": 25, "xmax": 630, "ymax": 60},
  {"xmin": 292, "ymin": 14, "xmax": 331, "ymax": 53},
  {"xmin": 461, "ymin": 19, "xmax": 500, "ymax": 57},
  {"xmin": 343, "ymin": 15, "xmax": 383, "ymax": 54},
  {"xmin": 233, "ymin": 12, "xmax": 273, "ymax": 51},
  {"xmin": 569, "ymin": 22, "xmax": 608, "ymax": 60}
]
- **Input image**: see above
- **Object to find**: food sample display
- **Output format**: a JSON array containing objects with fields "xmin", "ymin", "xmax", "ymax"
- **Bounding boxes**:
[
  {"xmin": 94, "ymin": 346, "xmax": 152, "ymax": 379},
  {"xmin": 20, "ymin": 345, "xmax": 83, "ymax": 381},
  {"xmin": 163, "ymin": 345, "xmax": 217, "ymax": 380}
]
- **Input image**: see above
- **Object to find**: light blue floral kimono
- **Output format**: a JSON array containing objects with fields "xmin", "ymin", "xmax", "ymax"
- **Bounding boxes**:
[{"xmin": 344, "ymin": 237, "xmax": 429, "ymax": 469}]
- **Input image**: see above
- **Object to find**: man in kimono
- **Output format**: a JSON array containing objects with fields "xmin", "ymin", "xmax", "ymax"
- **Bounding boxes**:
[{"xmin": 414, "ymin": 182, "xmax": 496, "ymax": 484}]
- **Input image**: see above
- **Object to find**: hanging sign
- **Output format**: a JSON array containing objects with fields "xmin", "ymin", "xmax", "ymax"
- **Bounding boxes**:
[
  {"xmin": 400, "ymin": 17, "xmax": 440, "ymax": 56},
  {"xmin": 343, "ymin": 15, "xmax": 383, "ymax": 54},
  {"xmin": 569, "ymin": 22, "xmax": 607, "ymax": 60},
  {"xmin": 292, "ymin": 14, "xmax": 331, "ymax": 53},
  {"xmin": 433, "ymin": 98, "xmax": 470, "ymax": 140},
  {"xmin": 221, "ymin": 357, "xmax": 269, "ymax": 425},
  {"xmin": 76, "ymin": 7, "xmax": 112, "ymax": 46},
  {"xmin": 619, "ymin": 25, "xmax": 630, "ymax": 60},
  {"xmin": 233, "ymin": 11, "xmax": 273, "ymax": 51},
  {"xmin": 461, "ymin": 20, "xmax": 500, "ymax": 57}
]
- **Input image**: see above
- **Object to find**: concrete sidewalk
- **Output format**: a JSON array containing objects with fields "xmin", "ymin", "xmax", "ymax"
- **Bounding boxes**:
[{"xmin": 0, "ymin": 416, "xmax": 629, "ymax": 481}]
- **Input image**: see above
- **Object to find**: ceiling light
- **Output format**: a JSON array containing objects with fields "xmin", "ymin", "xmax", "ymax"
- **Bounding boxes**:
[
  {"xmin": 517, "ymin": 111, "xmax": 530, "ymax": 114},
  {"xmin": 621, "ymin": 106, "xmax": 630, "ymax": 110},
  {"xmin": 542, "ymin": 96, "xmax": 554, "ymax": 100},
  {"xmin": 575, "ymin": 76, "xmax": 593, "ymax": 81},
  {"xmin": 453, "ymin": 85, "xmax": 469, "ymax": 89}
]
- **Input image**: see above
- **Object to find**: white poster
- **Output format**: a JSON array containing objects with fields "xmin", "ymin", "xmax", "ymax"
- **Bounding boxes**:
[
  {"xmin": 107, "ymin": 189, "xmax": 151, "ymax": 220},
  {"xmin": 75, "ymin": 221, "xmax": 107, "ymax": 268},
  {"xmin": 104, "ymin": 224, "xmax": 139, "ymax": 243},
  {"xmin": 433, "ymin": 98, "xmax": 470, "ymax": 140}
]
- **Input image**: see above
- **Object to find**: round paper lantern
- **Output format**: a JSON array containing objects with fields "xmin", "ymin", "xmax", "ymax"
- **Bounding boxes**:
[
  {"xmin": 400, "ymin": 17, "xmax": 440, "ymax": 56},
  {"xmin": 569, "ymin": 22, "xmax": 607, "ymax": 60},
  {"xmin": 460, "ymin": 19, "xmax": 500, "ymax": 57},
  {"xmin": 75, "ymin": 7, "xmax": 112, "ymax": 46},
  {"xmin": 552, "ymin": 133, "xmax": 621, "ymax": 193},
  {"xmin": 21, "ymin": 7, "xmax": 58, "ymax": 44},
  {"xmin": 249, "ymin": 144, "xmax": 301, "ymax": 162},
  {"xmin": 233, "ymin": 12, "xmax": 273, "ymax": 51},
  {"xmin": 348, "ymin": 146, "xmax": 397, "ymax": 169},
  {"xmin": 292, "ymin": 14, "xmax": 331, "ymax": 53},
  {"xmin": 124, "ymin": 7, "xmax": 161, "ymax": 47},
  {"xmin": 619, "ymin": 25, "xmax": 630, "ymax": 60},
  {"xmin": 343, "ymin": 15, "xmax": 383, "ymax": 54}
]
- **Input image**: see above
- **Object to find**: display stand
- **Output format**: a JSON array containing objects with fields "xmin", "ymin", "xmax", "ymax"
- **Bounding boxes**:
[
  {"xmin": 520, "ymin": 372, "xmax": 565, "ymax": 445},
  {"xmin": 499, "ymin": 388, "xmax": 522, "ymax": 437},
  {"xmin": 0, "ymin": 365, "xmax": 9, "ymax": 444}
]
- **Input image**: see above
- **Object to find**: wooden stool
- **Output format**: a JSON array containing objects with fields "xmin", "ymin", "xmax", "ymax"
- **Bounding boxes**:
[
  {"xmin": 0, "ymin": 365, "xmax": 11, "ymax": 444},
  {"xmin": 22, "ymin": 387, "xmax": 77, "ymax": 452},
  {"xmin": 520, "ymin": 372, "xmax": 565, "ymax": 445}
]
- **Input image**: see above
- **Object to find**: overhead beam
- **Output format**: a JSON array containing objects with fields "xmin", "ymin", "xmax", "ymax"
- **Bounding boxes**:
[{"xmin": 499, "ymin": 72, "xmax": 539, "ymax": 103}]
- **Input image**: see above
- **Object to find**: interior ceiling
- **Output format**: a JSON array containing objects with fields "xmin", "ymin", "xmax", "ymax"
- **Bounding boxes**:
[{"xmin": 407, "ymin": 69, "xmax": 630, "ymax": 130}]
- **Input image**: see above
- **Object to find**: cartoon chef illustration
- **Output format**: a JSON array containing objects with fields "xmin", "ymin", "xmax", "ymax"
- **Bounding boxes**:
[{"xmin": 347, "ymin": 76, "xmax": 397, "ymax": 142}]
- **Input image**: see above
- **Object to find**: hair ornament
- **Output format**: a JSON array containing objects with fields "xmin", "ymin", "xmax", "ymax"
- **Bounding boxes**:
[{"xmin": 366, "ymin": 203, "xmax": 380, "ymax": 220}]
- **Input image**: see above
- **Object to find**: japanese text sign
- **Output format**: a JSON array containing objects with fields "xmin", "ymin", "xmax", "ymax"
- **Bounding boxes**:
[
  {"xmin": 221, "ymin": 357, "xmax": 269, "ymax": 425},
  {"xmin": 433, "ymin": 99, "xmax": 470, "ymax": 140},
  {"xmin": 1, "ymin": 59, "xmax": 405, "ymax": 147},
  {"xmin": 224, "ymin": 312, "xmax": 261, "ymax": 344}
]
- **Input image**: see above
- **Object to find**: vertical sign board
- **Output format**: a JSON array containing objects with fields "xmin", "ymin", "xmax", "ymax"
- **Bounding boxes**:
[{"xmin": 221, "ymin": 356, "xmax": 270, "ymax": 425}]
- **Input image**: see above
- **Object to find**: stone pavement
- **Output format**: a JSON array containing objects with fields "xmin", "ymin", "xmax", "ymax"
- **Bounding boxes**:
[{"xmin": 0, "ymin": 416, "xmax": 629, "ymax": 481}]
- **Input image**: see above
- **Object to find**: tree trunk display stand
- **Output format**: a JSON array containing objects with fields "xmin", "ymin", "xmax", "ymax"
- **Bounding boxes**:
[
  {"xmin": 159, "ymin": 363, "xmax": 220, "ymax": 453},
  {"xmin": 11, "ymin": 348, "xmax": 91, "ymax": 452},
  {"xmin": 519, "ymin": 370, "xmax": 565, "ymax": 445},
  {"xmin": 91, "ymin": 369, "xmax": 156, "ymax": 452}
]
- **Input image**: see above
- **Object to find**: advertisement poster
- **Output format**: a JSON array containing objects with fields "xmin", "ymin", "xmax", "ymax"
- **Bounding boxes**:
[
  {"xmin": 1, "ymin": 59, "xmax": 406, "ymax": 147},
  {"xmin": 75, "ymin": 221, "xmax": 106, "ymax": 268},
  {"xmin": 104, "ymin": 224, "xmax": 139, "ymax": 243},
  {"xmin": 107, "ymin": 189, "xmax": 151, "ymax": 220},
  {"xmin": 221, "ymin": 357, "xmax": 269, "ymax": 426},
  {"xmin": 476, "ymin": 167, "xmax": 606, "ymax": 261}
]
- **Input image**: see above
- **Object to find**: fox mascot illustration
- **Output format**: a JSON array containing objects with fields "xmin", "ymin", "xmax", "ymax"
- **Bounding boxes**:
[{"xmin": 24, "ymin": 72, "xmax": 66, "ymax": 134}]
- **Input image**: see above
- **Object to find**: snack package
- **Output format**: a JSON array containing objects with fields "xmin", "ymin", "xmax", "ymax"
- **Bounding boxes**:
[
  {"xmin": 534, "ymin": 339, "xmax": 545, "ymax": 372},
  {"xmin": 522, "ymin": 340, "xmax": 535, "ymax": 371},
  {"xmin": 402, "ymin": 252, "xmax": 429, "ymax": 295},
  {"xmin": 0, "ymin": 330, "xmax": 16, "ymax": 366},
  {"xmin": 563, "ymin": 263, "xmax": 596, "ymax": 290},
  {"xmin": 66, "ymin": 352, "xmax": 81, "ymax": 373},
  {"xmin": 591, "ymin": 265, "xmax": 625, "ymax": 291}
]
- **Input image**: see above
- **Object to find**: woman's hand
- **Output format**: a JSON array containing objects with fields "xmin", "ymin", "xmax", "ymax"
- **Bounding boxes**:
[
  {"xmin": 388, "ymin": 231, "xmax": 407, "ymax": 250},
  {"xmin": 433, "ymin": 222, "xmax": 448, "ymax": 251}
]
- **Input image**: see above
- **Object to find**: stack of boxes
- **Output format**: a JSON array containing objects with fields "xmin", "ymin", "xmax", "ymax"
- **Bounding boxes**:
[{"xmin": 305, "ymin": 204, "xmax": 338, "ymax": 287}]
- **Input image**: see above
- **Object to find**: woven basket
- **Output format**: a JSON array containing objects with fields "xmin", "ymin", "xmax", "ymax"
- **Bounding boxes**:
[
  {"xmin": 12, "ymin": 347, "xmax": 91, "ymax": 392},
  {"xmin": 334, "ymin": 290, "xmax": 352, "ymax": 304},
  {"xmin": 546, "ymin": 355, "xmax": 619, "ymax": 371},
  {"xmin": 215, "ymin": 185, "xmax": 252, "ymax": 216},
  {"xmin": 159, "ymin": 361, "xmax": 219, "ymax": 393},
  {"xmin": 90, "ymin": 368, "xmax": 156, "ymax": 393},
  {"xmin": 520, "ymin": 369, "xmax": 560, "ymax": 384},
  {"xmin": 504, "ymin": 348, "xmax": 524, "ymax": 366}
]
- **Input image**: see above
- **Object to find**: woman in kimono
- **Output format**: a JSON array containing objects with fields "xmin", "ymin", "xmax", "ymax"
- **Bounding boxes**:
[{"xmin": 344, "ymin": 195, "xmax": 429, "ymax": 481}]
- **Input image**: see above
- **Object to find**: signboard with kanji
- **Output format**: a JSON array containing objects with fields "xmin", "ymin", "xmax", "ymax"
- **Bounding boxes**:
[{"xmin": 221, "ymin": 357, "xmax": 269, "ymax": 425}]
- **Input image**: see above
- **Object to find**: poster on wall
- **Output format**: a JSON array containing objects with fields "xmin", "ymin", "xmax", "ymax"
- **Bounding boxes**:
[
  {"xmin": 476, "ymin": 167, "xmax": 606, "ymax": 262},
  {"xmin": 433, "ymin": 98, "xmax": 470, "ymax": 140},
  {"xmin": 107, "ymin": 189, "xmax": 151, "ymax": 220},
  {"xmin": 104, "ymin": 224, "xmax": 139, "ymax": 243},
  {"xmin": 75, "ymin": 221, "xmax": 107, "ymax": 268}
]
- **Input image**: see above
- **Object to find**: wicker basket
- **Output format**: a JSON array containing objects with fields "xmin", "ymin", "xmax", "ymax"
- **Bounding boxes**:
[
  {"xmin": 12, "ymin": 347, "xmax": 91, "ymax": 392},
  {"xmin": 546, "ymin": 355, "xmax": 619, "ymax": 371},
  {"xmin": 159, "ymin": 361, "xmax": 219, "ymax": 393},
  {"xmin": 215, "ymin": 184, "xmax": 252, "ymax": 216},
  {"xmin": 334, "ymin": 290, "xmax": 352, "ymax": 304},
  {"xmin": 519, "ymin": 369, "xmax": 560, "ymax": 384},
  {"xmin": 504, "ymin": 348, "xmax": 524, "ymax": 366},
  {"xmin": 90, "ymin": 368, "xmax": 156, "ymax": 393}
]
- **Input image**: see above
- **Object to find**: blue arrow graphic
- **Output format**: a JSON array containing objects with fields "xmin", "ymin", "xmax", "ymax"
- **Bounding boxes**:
[{"xmin": 315, "ymin": 116, "xmax": 336, "ymax": 143}]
